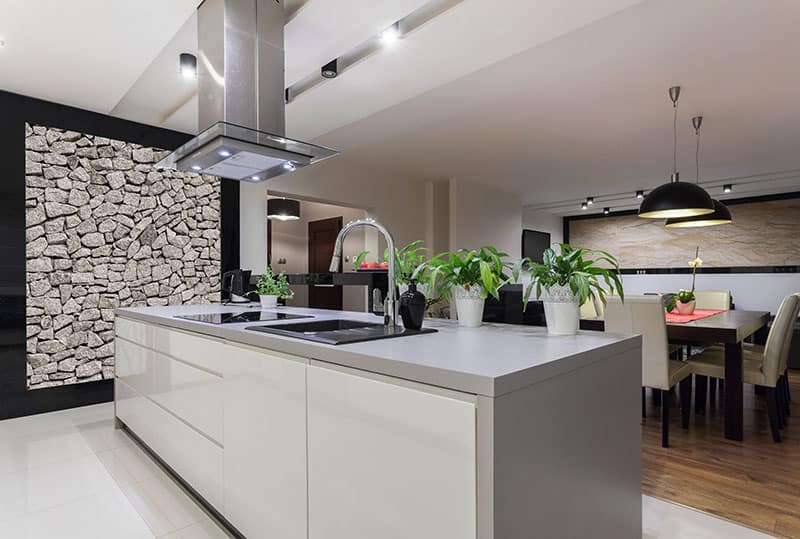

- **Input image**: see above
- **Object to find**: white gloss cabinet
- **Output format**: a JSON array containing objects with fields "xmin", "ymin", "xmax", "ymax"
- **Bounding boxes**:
[
  {"xmin": 222, "ymin": 345, "xmax": 308, "ymax": 539},
  {"xmin": 306, "ymin": 363, "xmax": 477, "ymax": 539}
]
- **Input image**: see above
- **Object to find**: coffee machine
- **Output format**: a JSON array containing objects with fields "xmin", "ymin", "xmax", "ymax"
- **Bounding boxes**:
[{"xmin": 221, "ymin": 269, "xmax": 252, "ymax": 304}]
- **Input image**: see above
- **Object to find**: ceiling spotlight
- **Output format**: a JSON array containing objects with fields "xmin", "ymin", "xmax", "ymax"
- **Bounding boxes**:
[
  {"xmin": 723, "ymin": 184, "xmax": 732, "ymax": 193},
  {"xmin": 190, "ymin": 165, "xmax": 202, "ymax": 171},
  {"xmin": 251, "ymin": 175, "xmax": 261, "ymax": 181},
  {"xmin": 321, "ymin": 59, "xmax": 338, "ymax": 79},
  {"xmin": 283, "ymin": 162, "xmax": 296, "ymax": 171},
  {"xmin": 586, "ymin": 197, "xmax": 594, "ymax": 205},
  {"xmin": 0, "ymin": 40, "xmax": 5, "ymax": 48},
  {"xmin": 381, "ymin": 22, "xmax": 400, "ymax": 45},
  {"xmin": 581, "ymin": 202, "xmax": 588, "ymax": 210},
  {"xmin": 636, "ymin": 190, "xmax": 644, "ymax": 199},
  {"xmin": 218, "ymin": 149, "xmax": 231, "ymax": 157},
  {"xmin": 180, "ymin": 52, "xmax": 197, "ymax": 79},
  {"xmin": 603, "ymin": 207, "xmax": 610, "ymax": 215}
]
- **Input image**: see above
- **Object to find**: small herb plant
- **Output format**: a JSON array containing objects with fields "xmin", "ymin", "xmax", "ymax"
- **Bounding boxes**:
[
  {"xmin": 255, "ymin": 266, "xmax": 294, "ymax": 299},
  {"xmin": 425, "ymin": 246, "xmax": 512, "ymax": 300},
  {"xmin": 664, "ymin": 247, "xmax": 702, "ymax": 311},
  {"xmin": 513, "ymin": 243, "xmax": 624, "ymax": 309}
]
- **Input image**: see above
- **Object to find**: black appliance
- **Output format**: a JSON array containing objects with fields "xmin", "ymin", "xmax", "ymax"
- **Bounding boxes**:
[
  {"xmin": 176, "ymin": 311, "xmax": 312, "ymax": 325},
  {"xmin": 221, "ymin": 269, "xmax": 251, "ymax": 303}
]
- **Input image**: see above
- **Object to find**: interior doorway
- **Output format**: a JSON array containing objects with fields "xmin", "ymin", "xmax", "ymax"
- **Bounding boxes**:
[{"xmin": 308, "ymin": 216, "xmax": 343, "ymax": 310}]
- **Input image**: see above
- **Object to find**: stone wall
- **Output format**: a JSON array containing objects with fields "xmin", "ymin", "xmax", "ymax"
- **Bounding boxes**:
[{"xmin": 25, "ymin": 124, "xmax": 221, "ymax": 390}]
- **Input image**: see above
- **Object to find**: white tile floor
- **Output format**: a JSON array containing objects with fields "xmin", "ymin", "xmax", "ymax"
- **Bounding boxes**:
[{"xmin": 0, "ymin": 403, "xmax": 776, "ymax": 538}]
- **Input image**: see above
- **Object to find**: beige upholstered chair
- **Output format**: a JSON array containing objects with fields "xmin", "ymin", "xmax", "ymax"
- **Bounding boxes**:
[
  {"xmin": 579, "ymin": 290, "xmax": 604, "ymax": 319},
  {"xmin": 693, "ymin": 290, "xmax": 731, "ymax": 310},
  {"xmin": 687, "ymin": 294, "xmax": 800, "ymax": 442},
  {"xmin": 605, "ymin": 295, "xmax": 692, "ymax": 447}
]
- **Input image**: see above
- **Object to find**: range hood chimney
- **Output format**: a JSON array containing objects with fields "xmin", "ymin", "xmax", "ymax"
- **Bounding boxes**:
[{"xmin": 156, "ymin": 0, "xmax": 339, "ymax": 181}]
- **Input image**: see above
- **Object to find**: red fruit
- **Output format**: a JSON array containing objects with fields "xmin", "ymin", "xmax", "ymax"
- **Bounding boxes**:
[
  {"xmin": 368, "ymin": 261, "xmax": 378, "ymax": 269},
  {"xmin": 379, "ymin": 261, "xmax": 389, "ymax": 269},
  {"xmin": 359, "ymin": 261, "xmax": 369, "ymax": 269}
]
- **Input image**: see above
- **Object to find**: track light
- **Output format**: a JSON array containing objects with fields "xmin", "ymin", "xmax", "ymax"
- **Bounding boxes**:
[
  {"xmin": 586, "ymin": 197, "xmax": 594, "ymax": 205},
  {"xmin": 180, "ymin": 53, "xmax": 197, "ymax": 79},
  {"xmin": 636, "ymin": 190, "xmax": 644, "ymax": 199},
  {"xmin": 581, "ymin": 202, "xmax": 588, "ymax": 210},
  {"xmin": 321, "ymin": 59, "xmax": 338, "ymax": 79},
  {"xmin": 603, "ymin": 207, "xmax": 610, "ymax": 215},
  {"xmin": 381, "ymin": 22, "xmax": 401, "ymax": 45},
  {"xmin": 723, "ymin": 184, "xmax": 732, "ymax": 193}
]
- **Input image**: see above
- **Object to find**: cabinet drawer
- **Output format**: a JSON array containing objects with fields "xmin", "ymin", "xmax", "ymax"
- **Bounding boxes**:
[
  {"xmin": 116, "ymin": 379, "xmax": 224, "ymax": 510},
  {"xmin": 116, "ymin": 338, "xmax": 223, "ymax": 444},
  {"xmin": 116, "ymin": 317, "xmax": 227, "ymax": 374}
]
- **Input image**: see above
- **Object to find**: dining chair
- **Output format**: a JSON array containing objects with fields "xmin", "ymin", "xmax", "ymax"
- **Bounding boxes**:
[
  {"xmin": 579, "ymin": 290, "xmax": 604, "ymax": 319},
  {"xmin": 686, "ymin": 293, "xmax": 800, "ymax": 442},
  {"xmin": 693, "ymin": 290, "xmax": 731, "ymax": 310},
  {"xmin": 605, "ymin": 295, "xmax": 692, "ymax": 448}
]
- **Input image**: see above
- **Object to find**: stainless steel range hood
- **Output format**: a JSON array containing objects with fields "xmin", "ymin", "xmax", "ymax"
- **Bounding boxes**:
[{"xmin": 156, "ymin": 0, "xmax": 339, "ymax": 181}]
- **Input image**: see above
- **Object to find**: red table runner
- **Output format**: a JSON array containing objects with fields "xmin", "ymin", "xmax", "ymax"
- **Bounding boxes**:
[{"xmin": 665, "ymin": 309, "xmax": 725, "ymax": 324}]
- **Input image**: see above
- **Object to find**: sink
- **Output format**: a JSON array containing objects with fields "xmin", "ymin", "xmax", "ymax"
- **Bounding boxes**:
[{"xmin": 245, "ymin": 318, "xmax": 437, "ymax": 345}]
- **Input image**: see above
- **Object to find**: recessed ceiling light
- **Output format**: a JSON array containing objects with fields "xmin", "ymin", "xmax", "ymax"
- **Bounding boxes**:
[
  {"xmin": 381, "ymin": 23, "xmax": 400, "ymax": 45},
  {"xmin": 581, "ymin": 202, "xmax": 588, "ymax": 210},
  {"xmin": 603, "ymin": 207, "xmax": 610, "ymax": 215},
  {"xmin": 283, "ymin": 162, "xmax": 296, "ymax": 171},
  {"xmin": 636, "ymin": 190, "xmax": 644, "ymax": 199},
  {"xmin": 251, "ymin": 175, "xmax": 261, "ymax": 181},
  {"xmin": 723, "ymin": 184, "xmax": 732, "ymax": 193},
  {"xmin": 586, "ymin": 197, "xmax": 594, "ymax": 205},
  {"xmin": 191, "ymin": 165, "xmax": 202, "ymax": 171},
  {"xmin": 180, "ymin": 52, "xmax": 197, "ymax": 79},
  {"xmin": 218, "ymin": 149, "xmax": 231, "ymax": 157}
]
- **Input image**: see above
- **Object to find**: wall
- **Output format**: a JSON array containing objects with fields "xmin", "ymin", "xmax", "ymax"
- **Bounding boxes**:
[
  {"xmin": 568, "ymin": 198, "xmax": 800, "ymax": 268},
  {"xmin": 25, "ymin": 124, "xmax": 220, "ymax": 389},
  {"xmin": 269, "ymin": 198, "xmax": 367, "ymax": 311},
  {"xmin": 449, "ymin": 178, "xmax": 522, "ymax": 258},
  {"xmin": 522, "ymin": 208, "xmax": 563, "ymax": 246}
]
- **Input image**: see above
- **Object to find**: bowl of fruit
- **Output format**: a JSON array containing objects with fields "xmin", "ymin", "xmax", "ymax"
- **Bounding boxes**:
[{"xmin": 354, "ymin": 251, "xmax": 389, "ymax": 271}]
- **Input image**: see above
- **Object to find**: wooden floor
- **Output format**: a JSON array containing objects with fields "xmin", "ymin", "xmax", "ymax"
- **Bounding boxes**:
[{"xmin": 642, "ymin": 370, "xmax": 800, "ymax": 538}]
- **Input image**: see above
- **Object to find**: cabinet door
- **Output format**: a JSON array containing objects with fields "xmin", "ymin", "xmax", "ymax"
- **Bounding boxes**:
[
  {"xmin": 223, "ymin": 345, "xmax": 308, "ymax": 539},
  {"xmin": 307, "ymin": 363, "xmax": 477, "ymax": 539}
]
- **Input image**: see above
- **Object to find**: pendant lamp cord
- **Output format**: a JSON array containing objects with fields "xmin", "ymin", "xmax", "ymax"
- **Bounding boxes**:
[
  {"xmin": 673, "ymin": 101, "xmax": 678, "ymax": 177},
  {"xmin": 695, "ymin": 126, "xmax": 700, "ymax": 184}
]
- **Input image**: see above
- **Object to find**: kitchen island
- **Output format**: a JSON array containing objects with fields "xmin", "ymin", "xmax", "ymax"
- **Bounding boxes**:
[{"xmin": 114, "ymin": 304, "xmax": 642, "ymax": 539}]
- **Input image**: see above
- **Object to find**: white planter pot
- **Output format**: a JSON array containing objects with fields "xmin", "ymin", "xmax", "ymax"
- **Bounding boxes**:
[
  {"xmin": 541, "ymin": 285, "xmax": 580, "ymax": 336},
  {"xmin": 259, "ymin": 295, "xmax": 279, "ymax": 309},
  {"xmin": 453, "ymin": 285, "xmax": 485, "ymax": 328}
]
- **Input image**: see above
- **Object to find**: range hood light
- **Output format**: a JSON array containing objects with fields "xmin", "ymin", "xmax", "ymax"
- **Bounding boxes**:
[
  {"xmin": 251, "ymin": 175, "xmax": 261, "ymax": 181},
  {"xmin": 218, "ymin": 149, "xmax": 232, "ymax": 157},
  {"xmin": 191, "ymin": 165, "xmax": 202, "ymax": 171},
  {"xmin": 283, "ymin": 162, "xmax": 296, "ymax": 171}
]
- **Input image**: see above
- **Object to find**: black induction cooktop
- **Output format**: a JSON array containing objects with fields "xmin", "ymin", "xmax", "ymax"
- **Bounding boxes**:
[{"xmin": 176, "ymin": 311, "xmax": 313, "ymax": 325}]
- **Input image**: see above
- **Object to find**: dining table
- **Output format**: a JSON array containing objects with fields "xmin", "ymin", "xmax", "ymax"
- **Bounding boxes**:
[{"xmin": 581, "ymin": 309, "xmax": 771, "ymax": 441}]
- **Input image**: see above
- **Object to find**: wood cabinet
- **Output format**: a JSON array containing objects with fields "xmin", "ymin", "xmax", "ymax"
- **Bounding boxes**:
[{"xmin": 306, "ymin": 363, "xmax": 477, "ymax": 539}]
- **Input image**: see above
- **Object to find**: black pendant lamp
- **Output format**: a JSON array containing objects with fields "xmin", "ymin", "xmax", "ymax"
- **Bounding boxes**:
[
  {"xmin": 267, "ymin": 198, "xmax": 301, "ymax": 221},
  {"xmin": 638, "ymin": 86, "xmax": 715, "ymax": 219},
  {"xmin": 666, "ymin": 116, "xmax": 732, "ymax": 228}
]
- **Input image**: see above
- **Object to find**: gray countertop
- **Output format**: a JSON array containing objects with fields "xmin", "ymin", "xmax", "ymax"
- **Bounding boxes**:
[{"xmin": 115, "ymin": 304, "xmax": 640, "ymax": 397}]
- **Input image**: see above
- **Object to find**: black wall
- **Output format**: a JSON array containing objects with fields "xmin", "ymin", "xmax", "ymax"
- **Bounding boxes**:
[{"xmin": 0, "ymin": 90, "xmax": 238, "ymax": 419}]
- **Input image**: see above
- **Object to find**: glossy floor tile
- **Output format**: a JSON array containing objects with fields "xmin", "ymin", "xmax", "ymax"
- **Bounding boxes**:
[{"xmin": 0, "ymin": 403, "xmax": 777, "ymax": 538}]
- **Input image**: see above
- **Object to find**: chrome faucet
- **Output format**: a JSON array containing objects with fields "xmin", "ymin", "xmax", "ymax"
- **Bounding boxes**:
[{"xmin": 329, "ymin": 218, "xmax": 397, "ymax": 326}]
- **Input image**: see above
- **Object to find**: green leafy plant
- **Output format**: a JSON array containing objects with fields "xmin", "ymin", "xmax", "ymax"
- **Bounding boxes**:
[
  {"xmin": 424, "ymin": 246, "xmax": 512, "ymax": 301},
  {"xmin": 353, "ymin": 241, "xmax": 429, "ymax": 285},
  {"xmin": 352, "ymin": 250, "xmax": 371, "ymax": 270},
  {"xmin": 512, "ymin": 243, "xmax": 624, "ymax": 309},
  {"xmin": 254, "ymin": 266, "xmax": 294, "ymax": 299}
]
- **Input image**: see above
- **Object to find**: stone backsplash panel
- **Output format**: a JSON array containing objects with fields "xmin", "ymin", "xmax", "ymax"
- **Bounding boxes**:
[
  {"xmin": 569, "ymin": 198, "xmax": 800, "ymax": 268},
  {"xmin": 25, "ymin": 124, "xmax": 221, "ymax": 390}
]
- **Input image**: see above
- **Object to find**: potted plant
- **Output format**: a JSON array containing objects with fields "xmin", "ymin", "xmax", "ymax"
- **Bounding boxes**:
[
  {"xmin": 425, "ymin": 246, "xmax": 512, "ymax": 327},
  {"xmin": 515, "ymin": 243, "xmax": 624, "ymax": 335},
  {"xmin": 664, "ymin": 247, "xmax": 702, "ymax": 315},
  {"xmin": 254, "ymin": 265, "xmax": 293, "ymax": 309}
]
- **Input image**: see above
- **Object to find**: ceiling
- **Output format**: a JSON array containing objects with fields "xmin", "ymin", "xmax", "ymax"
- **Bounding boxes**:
[{"xmin": 2, "ymin": 0, "xmax": 799, "ymax": 215}]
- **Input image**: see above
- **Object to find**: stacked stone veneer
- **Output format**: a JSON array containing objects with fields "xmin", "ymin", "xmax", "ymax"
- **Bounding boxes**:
[{"xmin": 25, "ymin": 124, "xmax": 221, "ymax": 389}]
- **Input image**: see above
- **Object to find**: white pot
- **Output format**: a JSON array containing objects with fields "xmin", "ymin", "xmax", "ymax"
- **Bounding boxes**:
[
  {"xmin": 259, "ymin": 295, "xmax": 279, "ymax": 309},
  {"xmin": 453, "ymin": 285, "xmax": 485, "ymax": 328},
  {"xmin": 541, "ymin": 284, "xmax": 580, "ymax": 336}
]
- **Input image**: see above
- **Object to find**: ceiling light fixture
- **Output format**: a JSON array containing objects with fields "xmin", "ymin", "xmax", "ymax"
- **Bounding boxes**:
[
  {"xmin": 603, "ymin": 207, "xmax": 610, "ymax": 215},
  {"xmin": 723, "ymin": 184, "xmax": 732, "ymax": 193},
  {"xmin": 321, "ymin": 59, "xmax": 338, "ymax": 79},
  {"xmin": 586, "ymin": 197, "xmax": 594, "ymax": 205},
  {"xmin": 636, "ymin": 190, "xmax": 644, "ymax": 199},
  {"xmin": 251, "ymin": 175, "xmax": 261, "ymax": 181},
  {"xmin": 218, "ymin": 149, "xmax": 231, "ymax": 157},
  {"xmin": 666, "ymin": 116, "xmax": 732, "ymax": 228},
  {"xmin": 581, "ymin": 202, "xmax": 588, "ymax": 210},
  {"xmin": 179, "ymin": 52, "xmax": 197, "ymax": 79},
  {"xmin": 381, "ymin": 22, "xmax": 401, "ymax": 45},
  {"xmin": 267, "ymin": 198, "xmax": 301, "ymax": 221},
  {"xmin": 639, "ymin": 86, "xmax": 715, "ymax": 219},
  {"xmin": 191, "ymin": 165, "xmax": 202, "ymax": 171},
  {"xmin": 283, "ymin": 162, "xmax": 296, "ymax": 171}
]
